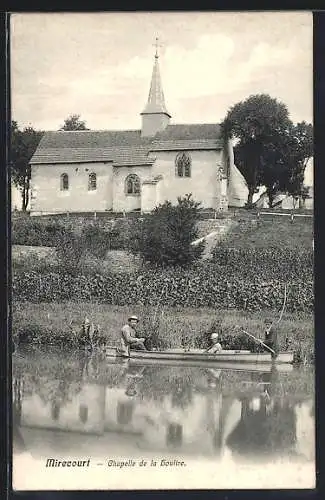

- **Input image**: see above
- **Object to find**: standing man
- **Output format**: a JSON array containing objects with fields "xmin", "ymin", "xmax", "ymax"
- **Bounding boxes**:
[
  {"xmin": 264, "ymin": 319, "xmax": 279, "ymax": 361},
  {"xmin": 117, "ymin": 315, "xmax": 147, "ymax": 357}
]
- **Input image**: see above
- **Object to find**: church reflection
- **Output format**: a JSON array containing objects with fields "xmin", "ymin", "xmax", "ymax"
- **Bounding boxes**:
[{"xmin": 12, "ymin": 351, "xmax": 314, "ymax": 463}]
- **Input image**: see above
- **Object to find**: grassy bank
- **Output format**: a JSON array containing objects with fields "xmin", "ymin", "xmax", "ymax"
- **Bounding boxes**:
[
  {"xmin": 13, "ymin": 302, "xmax": 314, "ymax": 363},
  {"xmin": 219, "ymin": 216, "xmax": 313, "ymax": 250}
]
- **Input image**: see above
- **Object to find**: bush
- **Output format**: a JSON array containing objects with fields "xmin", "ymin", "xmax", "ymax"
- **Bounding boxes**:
[
  {"xmin": 129, "ymin": 194, "xmax": 205, "ymax": 267},
  {"xmin": 12, "ymin": 216, "xmax": 124, "ymax": 251},
  {"xmin": 12, "ymin": 217, "xmax": 68, "ymax": 247},
  {"xmin": 81, "ymin": 223, "xmax": 120, "ymax": 259}
]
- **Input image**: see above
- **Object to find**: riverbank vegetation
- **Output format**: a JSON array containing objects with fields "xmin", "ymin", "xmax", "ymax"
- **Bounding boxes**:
[{"xmin": 13, "ymin": 302, "xmax": 314, "ymax": 364}]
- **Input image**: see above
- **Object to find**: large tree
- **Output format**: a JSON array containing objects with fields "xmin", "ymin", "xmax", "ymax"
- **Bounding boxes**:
[
  {"xmin": 257, "ymin": 121, "xmax": 313, "ymax": 207},
  {"xmin": 129, "ymin": 194, "xmax": 205, "ymax": 267},
  {"xmin": 222, "ymin": 94, "xmax": 292, "ymax": 206},
  {"xmin": 285, "ymin": 121, "xmax": 313, "ymax": 204},
  {"xmin": 11, "ymin": 121, "xmax": 44, "ymax": 211},
  {"xmin": 59, "ymin": 114, "xmax": 89, "ymax": 131}
]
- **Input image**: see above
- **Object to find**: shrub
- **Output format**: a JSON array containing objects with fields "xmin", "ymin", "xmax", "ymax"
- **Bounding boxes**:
[
  {"xmin": 12, "ymin": 217, "xmax": 68, "ymax": 247},
  {"xmin": 129, "ymin": 194, "xmax": 205, "ymax": 267},
  {"xmin": 55, "ymin": 229, "xmax": 84, "ymax": 276}
]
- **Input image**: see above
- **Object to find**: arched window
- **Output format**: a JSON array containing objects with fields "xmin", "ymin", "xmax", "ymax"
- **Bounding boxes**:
[
  {"xmin": 88, "ymin": 172, "xmax": 97, "ymax": 191},
  {"xmin": 175, "ymin": 152, "xmax": 191, "ymax": 178},
  {"xmin": 60, "ymin": 173, "xmax": 69, "ymax": 191},
  {"xmin": 125, "ymin": 174, "xmax": 140, "ymax": 195}
]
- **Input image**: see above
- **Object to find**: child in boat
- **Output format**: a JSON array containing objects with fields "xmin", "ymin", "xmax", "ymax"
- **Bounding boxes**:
[
  {"xmin": 205, "ymin": 333, "xmax": 223, "ymax": 353},
  {"xmin": 117, "ymin": 315, "xmax": 147, "ymax": 357},
  {"xmin": 263, "ymin": 319, "xmax": 279, "ymax": 360}
]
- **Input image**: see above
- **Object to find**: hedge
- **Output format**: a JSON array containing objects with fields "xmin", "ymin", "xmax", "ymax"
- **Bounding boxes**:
[
  {"xmin": 210, "ymin": 247, "xmax": 313, "ymax": 282},
  {"xmin": 12, "ymin": 216, "xmax": 125, "ymax": 250},
  {"xmin": 13, "ymin": 266, "xmax": 313, "ymax": 313}
]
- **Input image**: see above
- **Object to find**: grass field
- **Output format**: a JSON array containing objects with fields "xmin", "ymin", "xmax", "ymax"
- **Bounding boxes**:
[{"xmin": 219, "ymin": 216, "xmax": 313, "ymax": 250}]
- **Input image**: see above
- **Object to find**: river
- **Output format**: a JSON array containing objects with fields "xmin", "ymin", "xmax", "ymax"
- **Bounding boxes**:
[{"xmin": 12, "ymin": 346, "xmax": 315, "ymax": 490}]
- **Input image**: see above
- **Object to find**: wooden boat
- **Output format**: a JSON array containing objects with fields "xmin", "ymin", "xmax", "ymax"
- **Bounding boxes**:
[
  {"xmin": 105, "ymin": 346, "xmax": 294, "ymax": 365},
  {"xmin": 127, "ymin": 358, "xmax": 293, "ymax": 373}
]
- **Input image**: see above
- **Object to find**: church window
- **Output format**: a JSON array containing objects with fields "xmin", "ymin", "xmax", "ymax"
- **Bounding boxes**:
[
  {"xmin": 125, "ymin": 174, "xmax": 141, "ymax": 195},
  {"xmin": 88, "ymin": 172, "xmax": 97, "ymax": 191},
  {"xmin": 175, "ymin": 152, "xmax": 191, "ymax": 178},
  {"xmin": 60, "ymin": 173, "xmax": 69, "ymax": 191}
]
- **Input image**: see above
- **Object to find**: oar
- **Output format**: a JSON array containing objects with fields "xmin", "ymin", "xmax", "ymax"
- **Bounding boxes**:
[{"xmin": 240, "ymin": 328, "xmax": 276, "ymax": 355}]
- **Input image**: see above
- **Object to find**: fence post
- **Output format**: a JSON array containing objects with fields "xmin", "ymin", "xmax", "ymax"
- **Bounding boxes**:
[
  {"xmin": 290, "ymin": 212, "xmax": 294, "ymax": 223},
  {"xmin": 94, "ymin": 211, "xmax": 97, "ymax": 221}
]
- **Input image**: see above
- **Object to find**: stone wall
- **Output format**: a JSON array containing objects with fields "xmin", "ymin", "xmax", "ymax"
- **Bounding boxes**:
[{"xmin": 31, "ymin": 162, "xmax": 114, "ymax": 214}]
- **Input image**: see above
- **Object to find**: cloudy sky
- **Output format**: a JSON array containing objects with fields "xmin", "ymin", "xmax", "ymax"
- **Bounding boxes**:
[{"xmin": 11, "ymin": 12, "xmax": 313, "ymax": 132}]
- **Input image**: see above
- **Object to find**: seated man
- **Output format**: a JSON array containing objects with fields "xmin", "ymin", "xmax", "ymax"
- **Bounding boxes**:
[
  {"xmin": 117, "ymin": 315, "xmax": 147, "ymax": 357},
  {"xmin": 205, "ymin": 332, "xmax": 223, "ymax": 353}
]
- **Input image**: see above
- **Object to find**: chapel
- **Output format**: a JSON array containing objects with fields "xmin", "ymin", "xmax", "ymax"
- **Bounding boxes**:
[{"xmin": 29, "ymin": 45, "xmax": 248, "ymax": 215}]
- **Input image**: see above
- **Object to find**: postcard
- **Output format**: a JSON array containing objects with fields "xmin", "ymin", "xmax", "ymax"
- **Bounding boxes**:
[{"xmin": 11, "ymin": 11, "xmax": 314, "ymax": 491}]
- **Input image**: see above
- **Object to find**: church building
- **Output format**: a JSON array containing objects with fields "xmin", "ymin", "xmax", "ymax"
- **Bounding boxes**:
[{"xmin": 29, "ymin": 45, "xmax": 248, "ymax": 215}]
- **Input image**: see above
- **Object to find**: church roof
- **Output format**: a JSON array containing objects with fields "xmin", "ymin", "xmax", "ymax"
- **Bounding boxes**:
[{"xmin": 30, "ymin": 124, "xmax": 223, "ymax": 166}]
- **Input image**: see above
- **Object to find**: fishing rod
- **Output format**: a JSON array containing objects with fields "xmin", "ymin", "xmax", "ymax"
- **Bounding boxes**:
[
  {"xmin": 240, "ymin": 328, "xmax": 275, "ymax": 355},
  {"xmin": 238, "ymin": 283, "xmax": 288, "ymax": 355}
]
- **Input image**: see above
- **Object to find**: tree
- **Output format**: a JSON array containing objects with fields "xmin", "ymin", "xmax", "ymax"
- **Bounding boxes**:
[
  {"xmin": 285, "ymin": 121, "xmax": 313, "ymax": 206},
  {"xmin": 129, "ymin": 194, "xmax": 205, "ymax": 267},
  {"xmin": 222, "ymin": 94, "xmax": 292, "ymax": 207},
  {"xmin": 10, "ymin": 121, "xmax": 44, "ymax": 211},
  {"xmin": 59, "ymin": 114, "xmax": 89, "ymax": 131},
  {"xmin": 258, "ymin": 121, "xmax": 313, "ymax": 208}
]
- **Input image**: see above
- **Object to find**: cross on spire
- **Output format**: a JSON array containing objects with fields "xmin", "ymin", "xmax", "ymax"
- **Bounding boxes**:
[{"xmin": 153, "ymin": 37, "xmax": 162, "ymax": 58}]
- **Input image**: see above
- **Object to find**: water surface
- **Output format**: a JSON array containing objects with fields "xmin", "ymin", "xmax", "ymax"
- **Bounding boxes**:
[{"xmin": 12, "ymin": 346, "xmax": 315, "ymax": 489}]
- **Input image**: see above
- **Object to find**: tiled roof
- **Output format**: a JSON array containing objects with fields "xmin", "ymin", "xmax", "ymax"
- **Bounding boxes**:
[
  {"xmin": 31, "ymin": 124, "xmax": 222, "ymax": 165},
  {"xmin": 149, "ymin": 139, "xmax": 222, "ymax": 151},
  {"xmin": 31, "ymin": 146, "xmax": 154, "ymax": 166},
  {"xmin": 30, "ymin": 148, "xmax": 114, "ymax": 164},
  {"xmin": 155, "ymin": 124, "xmax": 222, "ymax": 141},
  {"xmin": 37, "ymin": 130, "xmax": 151, "ymax": 149}
]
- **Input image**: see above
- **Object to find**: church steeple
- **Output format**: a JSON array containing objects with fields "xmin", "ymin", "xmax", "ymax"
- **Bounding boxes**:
[{"xmin": 141, "ymin": 38, "xmax": 171, "ymax": 137}]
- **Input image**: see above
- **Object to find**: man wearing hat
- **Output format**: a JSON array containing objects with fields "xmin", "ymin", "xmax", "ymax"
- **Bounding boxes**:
[
  {"xmin": 117, "ymin": 315, "xmax": 147, "ymax": 357},
  {"xmin": 205, "ymin": 333, "xmax": 223, "ymax": 353}
]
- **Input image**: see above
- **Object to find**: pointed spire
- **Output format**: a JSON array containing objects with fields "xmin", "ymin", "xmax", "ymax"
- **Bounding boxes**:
[{"xmin": 141, "ymin": 38, "xmax": 171, "ymax": 117}]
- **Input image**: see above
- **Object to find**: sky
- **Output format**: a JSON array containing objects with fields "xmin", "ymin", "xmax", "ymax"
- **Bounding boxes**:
[{"xmin": 11, "ymin": 12, "xmax": 313, "ymax": 132}]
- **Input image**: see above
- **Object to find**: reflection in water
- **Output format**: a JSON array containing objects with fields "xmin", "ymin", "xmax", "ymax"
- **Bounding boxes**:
[{"xmin": 12, "ymin": 347, "xmax": 315, "ymax": 464}]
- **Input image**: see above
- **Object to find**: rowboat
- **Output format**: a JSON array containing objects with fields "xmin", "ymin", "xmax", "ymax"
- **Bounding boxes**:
[
  {"xmin": 126, "ymin": 358, "xmax": 294, "ymax": 373},
  {"xmin": 105, "ymin": 347, "xmax": 294, "ymax": 365}
]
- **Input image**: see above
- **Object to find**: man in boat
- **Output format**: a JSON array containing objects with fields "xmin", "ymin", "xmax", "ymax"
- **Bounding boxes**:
[
  {"xmin": 263, "ymin": 319, "xmax": 279, "ymax": 360},
  {"xmin": 117, "ymin": 315, "xmax": 147, "ymax": 357},
  {"xmin": 205, "ymin": 333, "xmax": 223, "ymax": 353}
]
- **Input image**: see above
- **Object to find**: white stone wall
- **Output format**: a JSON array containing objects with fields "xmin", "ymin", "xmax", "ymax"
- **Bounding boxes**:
[
  {"xmin": 112, "ymin": 165, "xmax": 152, "ymax": 212},
  {"xmin": 141, "ymin": 181, "xmax": 158, "ymax": 213},
  {"xmin": 30, "ymin": 162, "xmax": 114, "ymax": 214},
  {"xmin": 151, "ymin": 149, "xmax": 222, "ymax": 209},
  {"xmin": 30, "ymin": 148, "xmax": 228, "ymax": 213}
]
